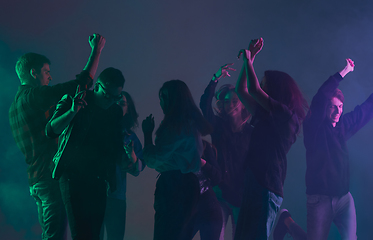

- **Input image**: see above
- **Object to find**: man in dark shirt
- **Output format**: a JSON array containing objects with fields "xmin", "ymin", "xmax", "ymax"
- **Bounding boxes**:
[
  {"xmin": 9, "ymin": 34, "xmax": 105, "ymax": 240},
  {"xmin": 46, "ymin": 67, "xmax": 126, "ymax": 240},
  {"xmin": 274, "ymin": 59, "xmax": 373, "ymax": 240}
]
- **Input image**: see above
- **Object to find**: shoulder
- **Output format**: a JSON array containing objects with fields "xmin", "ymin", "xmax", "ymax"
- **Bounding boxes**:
[{"xmin": 268, "ymin": 97, "xmax": 294, "ymax": 121}]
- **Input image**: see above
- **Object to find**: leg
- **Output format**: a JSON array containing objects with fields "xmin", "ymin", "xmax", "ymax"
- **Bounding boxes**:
[
  {"xmin": 266, "ymin": 192, "xmax": 283, "ymax": 237},
  {"xmin": 60, "ymin": 175, "xmax": 107, "ymax": 240},
  {"xmin": 30, "ymin": 180, "xmax": 67, "ymax": 240},
  {"xmin": 230, "ymin": 204, "xmax": 240, "ymax": 240},
  {"xmin": 234, "ymin": 171, "xmax": 282, "ymax": 240},
  {"xmin": 153, "ymin": 172, "xmax": 199, "ymax": 240},
  {"xmin": 332, "ymin": 192, "xmax": 357, "ymax": 240},
  {"xmin": 198, "ymin": 190, "xmax": 223, "ymax": 240},
  {"xmin": 103, "ymin": 198, "xmax": 127, "ymax": 240},
  {"xmin": 306, "ymin": 194, "xmax": 333, "ymax": 240},
  {"xmin": 273, "ymin": 209, "xmax": 307, "ymax": 240},
  {"xmin": 214, "ymin": 187, "xmax": 230, "ymax": 240},
  {"xmin": 218, "ymin": 201, "xmax": 231, "ymax": 240}
]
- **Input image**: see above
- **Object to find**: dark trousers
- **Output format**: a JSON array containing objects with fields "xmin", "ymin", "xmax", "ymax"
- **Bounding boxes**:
[
  {"xmin": 153, "ymin": 171, "xmax": 200, "ymax": 240},
  {"xmin": 100, "ymin": 197, "xmax": 127, "ymax": 240},
  {"xmin": 60, "ymin": 174, "xmax": 107, "ymax": 240},
  {"xmin": 30, "ymin": 179, "xmax": 67, "ymax": 240},
  {"xmin": 187, "ymin": 189, "xmax": 223, "ymax": 240}
]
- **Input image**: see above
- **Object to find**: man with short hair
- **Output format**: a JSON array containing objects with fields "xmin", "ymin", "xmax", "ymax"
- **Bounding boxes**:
[
  {"xmin": 273, "ymin": 59, "xmax": 373, "ymax": 240},
  {"xmin": 46, "ymin": 67, "xmax": 127, "ymax": 240},
  {"xmin": 9, "ymin": 33, "xmax": 105, "ymax": 240}
]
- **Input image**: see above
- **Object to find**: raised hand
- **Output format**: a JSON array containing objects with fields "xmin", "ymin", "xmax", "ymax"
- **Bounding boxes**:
[
  {"xmin": 142, "ymin": 114, "xmax": 155, "ymax": 134},
  {"xmin": 89, "ymin": 33, "xmax": 106, "ymax": 52},
  {"xmin": 214, "ymin": 63, "xmax": 236, "ymax": 80},
  {"xmin": 248, "ymin": 38, "xmax": 263, "ymax": 60},
  {"xmin": 124, "ymin": 140, "xmax": 137, "ymax": 163},
  {"xmin": 339, "ymin": 58, "xmax": 355, "ymax": 78},
  {"xmin": 71, "ymin": 85, "xmax": 87, "ymax": 113},
  {"xmin": 345, "ymin": 58, "xmax": 355, "ymax": 72},
  {"xmin": 237, "ymin": 38, "xmax": 264, "ymax": 64}
]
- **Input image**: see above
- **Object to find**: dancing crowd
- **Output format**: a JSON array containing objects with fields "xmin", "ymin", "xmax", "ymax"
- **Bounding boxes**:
[{"xmin": 9, "ymin": 34, "xmax": 371, "ymax": 240}]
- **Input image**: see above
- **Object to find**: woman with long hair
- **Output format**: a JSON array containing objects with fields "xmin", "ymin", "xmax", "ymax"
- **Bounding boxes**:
[
  {"xmin": 199, "ymin": 64, "xmax": 253, "ymax": 240},
  {"xmin": 142, "ymin": 80, "xmax": 213, "ymax": 240},
  {"xmin": 101, "ymin": 91, "xmax": 145, "ymax": 240},
  {"xmin": 234, "ymin": 38, "xmax": 308, "ymax": 240}
]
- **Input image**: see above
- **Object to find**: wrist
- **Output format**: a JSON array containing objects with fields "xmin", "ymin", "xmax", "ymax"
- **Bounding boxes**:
[
  {"xmin": 339, "ymin": 67, "xmax": 349, "ymax": 78},
  {"xmin": 211, "ymin": 74, "xmax": 218, "ymax": 82},
  {"xmin": 91, "ymin": 47, "xmax": 102, "ymax": 55}
]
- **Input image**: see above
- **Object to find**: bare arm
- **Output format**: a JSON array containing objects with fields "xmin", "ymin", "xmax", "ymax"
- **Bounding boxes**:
[
  {"xmin": 236, "ymin": 38, "xmax": 270, "ymax": 114},
  {"xmin": 142, "ymin": 114, "xmax": 155, "ymax": 147},
  {"xmin": 235, "ymin": 62, "xmax": 258, "ymax": 115},
  {"xmin": 243, "ymin": 38, "xmax": 271, "ymax": 112},
  {"xmin": 83, "ymin": 33, "xmax": 106, "ymax": 79},
  {"xmin": 339, "ymin": 58, "xmax": 355, "ymax": 78}
]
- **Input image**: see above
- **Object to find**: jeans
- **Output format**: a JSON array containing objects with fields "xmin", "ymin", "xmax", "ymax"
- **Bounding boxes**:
[
  {"xmin": 234, "ymin": 170, "xmax": 283, "ymax": 240},
  {"xmin": 59, "ymin": 174, "xmax": 107, "ymax": 240},
  {"xmin": 100, "ymin": 197, "xmax": 127, "ymax": 240},
  {"xmin": 29, "ymin": 179, "xmax": 67, "ymax": 240},
  {"xmin": 289, "ymin": 192, "xmax": 357, "ymax": 240}
]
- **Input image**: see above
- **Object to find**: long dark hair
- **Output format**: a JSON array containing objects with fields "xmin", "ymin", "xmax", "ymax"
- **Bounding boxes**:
[
  {"xmin": 156, "ymin": 80, "xmax": 213, "ymax": 137},
  {"xmin": 264, "ymin": 70, "xmax": 308, "ymax": 122},
  {"xmin": 121, "ymin": 91, "xmax": 139, "ymax": 131}
]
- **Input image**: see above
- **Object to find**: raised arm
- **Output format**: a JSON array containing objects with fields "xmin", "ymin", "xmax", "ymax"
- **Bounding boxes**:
[
  {"xmin": 235, "ymin": 38, "xmax": 268, "ymax": 114},
  {"xmin": 83, "ymin": 33, "xmax": 106, "ymax": 82},
  {"xmin": 200, "ymin": 64, "xmax": 236, "ymax": 123},
  {"xmin": 339, "ymin": 58, "xmax": 354, "ymax": 78},
  {"xmin": 308, "ymin": 59, "xmax": 355, "ymax": 123}
]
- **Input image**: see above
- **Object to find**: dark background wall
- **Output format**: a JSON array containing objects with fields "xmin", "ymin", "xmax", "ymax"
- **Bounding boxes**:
[{"xmin": 1, "ymin": 0, "xmax": 373, "ymax": 239}]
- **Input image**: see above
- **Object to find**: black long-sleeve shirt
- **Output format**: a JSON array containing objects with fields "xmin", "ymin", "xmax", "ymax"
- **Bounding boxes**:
[
  {"xmin": 200, "ymin": 80, "xmax": 253, "ymax": 207},
  {"xmin": 304, "ymin": 73, "xmax": 373, "ymax": 196}
]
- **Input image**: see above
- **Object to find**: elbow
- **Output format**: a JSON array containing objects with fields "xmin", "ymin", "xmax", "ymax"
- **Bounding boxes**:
[{"xmin": 45, "ymin": 121, "xmax": 60, "ymax": 139}]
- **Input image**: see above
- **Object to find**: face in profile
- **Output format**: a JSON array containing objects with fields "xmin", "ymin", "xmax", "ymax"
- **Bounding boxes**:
[
  {"xmin": 159, "ymin": 89, "xmax": 168, "ymax": 114},
  {"xmin": 223, "ymin": 91, "xmax": 243, "ymax": 116},
  {"xmin": 260, "ymin": 76, "xmax": 268, "ymax": 93},
  {"xmin": 117, "ymin": 94, "xmax": 128, "ymax": 117},
  {"xmin": 94, "ymin": 82, "xmax": 123, "ymax": 109},
  {"xmin": 33, "ymin": 63, "xmax": 52, "ymax": 86},
  {"xmin": 327, "ymin": 97, "xmax": 343, "ymax": 127}
]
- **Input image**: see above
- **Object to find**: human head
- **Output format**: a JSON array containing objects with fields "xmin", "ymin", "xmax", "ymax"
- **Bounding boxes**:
[
  {"xmin": 158, "ymin": 80, "xmax": 193, "ymax": 115},
  {"xmin": 15, "ymin": 53, "xmax": 51, "ymax": 86},
  {"xmin": 117, "ymin": 91, "xmax": 139, "ymax": 130},
  {"xmin": 262, "ymin": 70, "xmax": 308, "ymax": 122},
  {"xmin": 327, "ymin": 89, "xmax": 344, "ymax": 127},
  {"xmin": 215, "ymin": 84, "xmax": 248, "ymax": 120},
  {"xmin": 331, "ymin": 88, "xmax": 344, "ymax": 103},
  {"xmin": 94, "ymin": 67, "xmax": 125, "ymax": 109},
  {"xmin": 157, "ymin": 79, "xmax": 212, "ymax": 136}
]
